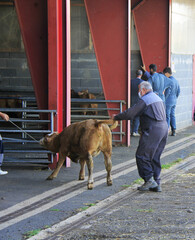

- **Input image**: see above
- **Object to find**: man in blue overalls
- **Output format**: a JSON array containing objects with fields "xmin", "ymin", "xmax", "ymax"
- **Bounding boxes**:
[
  {"xmin": 163, "ymin": 67, "xmax": 180, "ymax": 136},
  {"xmin": 131, "ymin": 69, "xmax": 143, "ymax": 136},
  {"xmin": 0, "ymin": 112, "xmax": 9, "ymax": 175},
  {"xmin": 113, "ymin": 81, "xmax": 168, "ymax": 192}
]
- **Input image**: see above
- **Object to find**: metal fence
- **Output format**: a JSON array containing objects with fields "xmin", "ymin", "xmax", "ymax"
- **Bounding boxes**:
[
  {"xmin": 0, "ymin": 108, "xmax": 56, "ymax": 163},
  {"xmin": 0, "ymin": 98, "xmax": 125, "ymax": 163},
  {"xmin": 71, "ymin": 98, "xmax": 126, "ymax": 142}
]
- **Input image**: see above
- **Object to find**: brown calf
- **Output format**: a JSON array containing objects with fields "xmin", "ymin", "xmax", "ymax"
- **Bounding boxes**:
[
  {"xmin": 40, "ymin": 119, "xmax": 118, "ymax": 189},
  {"xmin": 78, "ymin": 89, "xmax": 98, "ymax": 115}
]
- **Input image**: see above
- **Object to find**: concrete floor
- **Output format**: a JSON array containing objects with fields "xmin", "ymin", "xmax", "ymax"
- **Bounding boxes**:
[{"xmin": 0, "ymin": 125, "xmax": 194, "ymax": 240}]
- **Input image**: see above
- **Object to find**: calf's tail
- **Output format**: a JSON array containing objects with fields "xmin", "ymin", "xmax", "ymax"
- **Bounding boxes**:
[{"xmin": 95, "ymin": 119, "xmax": 118, "ymax": 130}]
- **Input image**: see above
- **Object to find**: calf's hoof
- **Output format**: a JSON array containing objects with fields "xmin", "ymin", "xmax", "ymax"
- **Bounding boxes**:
[
  {"xmin": 79, "ymin": 176, "xmax": 85, "ymax": 180},
  {"xmin": 107, "ymin": 180, "xmax": 113, "ymax": 186},
  {"xmin": 46, "ymin": 175, "xmax": 54, "ymax": 180},
  {"xmin": 87, "ymin": 183, "xmax": 94, "ymax": 190}
]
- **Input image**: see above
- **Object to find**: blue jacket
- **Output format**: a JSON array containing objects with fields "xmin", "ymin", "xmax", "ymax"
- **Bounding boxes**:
[
  {"xmin": 114, "ymin": 91, "xmax": 167, "ymax": 131},
  {"xmin": 131, "ymin": 77, "xmax": 143, "ymax": 106},
  {"xmin": 144, "ymin": 71, "xmax": 173, "ymax": 102},
  {"xmin": 165, "ymin": 76, "xmax": 180, "ymax": 106}
]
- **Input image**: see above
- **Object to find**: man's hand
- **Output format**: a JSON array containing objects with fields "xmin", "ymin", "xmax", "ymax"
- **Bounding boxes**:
[
  {"xmin": 0, "ymin": 112, "xmax": 9, "ymax": 121},
  {"xmin": 111, "ymin": 114, "xmax": 116, "ymax": 120},
  {"xmin": 141, "ymin": 65, "xmax": 146, "ymax": 72}
]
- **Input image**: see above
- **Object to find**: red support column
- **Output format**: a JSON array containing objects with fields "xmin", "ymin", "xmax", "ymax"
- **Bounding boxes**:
[
  {"xmin": 48, "ymin": 0, "xmax": 71, "ymax": 168},
  {"xmin": 127, "ymin": 0, "xmax": 131, "ymax": 146},
  {"xmin": 48, "ymin": 0, "xmax": 58, "ymax": 169},
  {"xmin": 14, "ymin": 0, "xmax": 48, "ymax": 110},
  {"xmin": 57, "ymin": 0, "xmax": 64, "ymax": 133},
  {"xmin": 132, "ymin": 0, "xmax": 169, "ymax": 71},
  {"xmin": 65, "ymin": 0, "xmax": 71, "ymax": 167},
  {"xmin": 84, "ymin": 0, "xmax": 129, "ymax": 144},
  {"xmin": 48, "ymin": 0, "xmax": 57, "ymax": 128}
]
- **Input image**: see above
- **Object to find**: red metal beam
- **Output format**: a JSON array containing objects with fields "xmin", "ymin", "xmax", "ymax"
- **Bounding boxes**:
[
  {"xmin": 132, "ymin": 0, "xmax": 169, "ymax": 72},
  {"xmin": 56, "ymin": 0, "xmax": 64, "ymax": 133},
  {"xmin": 48, "ymin": 0, "xmax": 71, "ymax": 168},
  {"xmin": 48, "ymin": 0, "xmax": 57, "ymax": 128},
  {"xmin": 127, "ymin": 0, "xmax": 131, "ymax": 147},
  {"xmin": 84, "ymin": 0, "xmax": 129, "ymax": 144},
  {"xmin": 64, "ymin": 0, "xmax": 71, "ymax": 167},
  {"xmin": 65, "ymin": 0, "xmax": 71, "ymax": 130},
  {"xmin": 14, "ymin": 0, "xmax": 48, "ymax": 109},
  {"xmin": 48, "ymin": 0, "xmax": 58, "ymax": 169}
]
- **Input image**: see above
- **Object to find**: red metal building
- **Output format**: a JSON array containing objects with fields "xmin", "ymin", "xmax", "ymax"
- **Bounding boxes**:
[{"xmin": 8, "ymin": 0, "xmax": 194, "ymax": 166}]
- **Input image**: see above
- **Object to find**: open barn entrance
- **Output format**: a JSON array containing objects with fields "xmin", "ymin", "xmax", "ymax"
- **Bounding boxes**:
[{"xmin": 0, "ymin": 1, "xmax": 52, "ymax": 164}]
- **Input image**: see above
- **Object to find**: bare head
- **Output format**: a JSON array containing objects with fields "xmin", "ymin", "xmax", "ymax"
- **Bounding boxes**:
[
  {"xmin": 163, "ymin": 67, "xmax": 172, "ymax": 78},
  {"xmin": 136, "ymin": 69, "xmax": 143, "ymax": 78},
  {"xmin": 138, "ymin": 81, "xmax": 153, "ymax": 98},
  {"xmin": 39, "ymin": 132, "xmax": 60, "ymax": 153},
  {"xmin": 149, "ymin": 64, "xmax": 157, "ymax": 75}
]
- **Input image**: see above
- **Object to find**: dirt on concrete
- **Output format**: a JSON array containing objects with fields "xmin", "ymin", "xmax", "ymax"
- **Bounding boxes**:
[{"xmin": 63, "ymin": 167, "xmax": 195, "ymax": 240}]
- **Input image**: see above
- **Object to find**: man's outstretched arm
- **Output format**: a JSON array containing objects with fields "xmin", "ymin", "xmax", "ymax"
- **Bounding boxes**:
[{"xmin": 114, "ymin": 100, "xmax": 146, "ymax": 121}]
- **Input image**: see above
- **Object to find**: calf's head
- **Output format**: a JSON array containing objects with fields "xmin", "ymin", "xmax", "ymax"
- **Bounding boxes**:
[
  {"xmin": 78, "ymin": 89, "xmax": 89, "ymax": 98},
  {"xmin": 39, "ymin": 132, "xmax": 60, "ymax": 153}
]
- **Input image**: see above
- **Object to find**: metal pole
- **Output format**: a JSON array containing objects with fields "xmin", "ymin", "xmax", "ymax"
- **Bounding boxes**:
[
  {"xmin": 57, "ymin": 0, "xmax": 63, "ymax": 133},
  {"xmin": 51, "ymin": 112, "xmax": 54, "ymax": 133},
  {"xmin": 65, "ymin": 0, "xmax": 71, "ymax": 167},
  {"xmin": 120, "ymin": 101, "xmax": 123, "ymax": 142},
  {"xmin": 127, "ymin": 0, "xmax": 131, "ymax": 146}
]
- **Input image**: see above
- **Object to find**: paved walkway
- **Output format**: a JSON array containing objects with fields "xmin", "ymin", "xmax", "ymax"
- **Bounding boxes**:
[{"xmin": 0, "ymin": 125, "xmax": 194, "ymax": 240}]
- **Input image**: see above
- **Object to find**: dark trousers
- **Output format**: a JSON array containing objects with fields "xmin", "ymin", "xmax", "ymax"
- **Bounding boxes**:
[
  {"xmin": 136, "ymin": 121, "xmax": 168, "ymax": 185},
  {"xmin": 131, "ymin": 116, "xmax": 140, "ymax": 133}
]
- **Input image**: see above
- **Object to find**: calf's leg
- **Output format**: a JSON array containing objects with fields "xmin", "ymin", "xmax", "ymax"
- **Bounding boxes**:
[
  {"xmin": 86, "ymin": 154, "xmax": 94, "ymax": 190},
  {"xmin": 103, "ymin": 152, "xmax": 113, "ymax": 186},
  {"xmin": 79, "ymin": 159, "xmax": 86, "ymax": 180},
  {"xmin": 47, "ymin": 154, "xmax": 65, "ymax": 180}
]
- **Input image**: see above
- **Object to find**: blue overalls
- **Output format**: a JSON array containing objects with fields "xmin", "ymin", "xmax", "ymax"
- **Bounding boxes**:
[
  {"xmin": 144, "ymin": 71, "xmax": 173, "ymax": 102},
  {"xmin": 114, "ymin": 91, "xmax": 168, "ymax": 185},
  {"xmin": 165, "ymin": 76, "xmax": 180, "ymax": 130}
]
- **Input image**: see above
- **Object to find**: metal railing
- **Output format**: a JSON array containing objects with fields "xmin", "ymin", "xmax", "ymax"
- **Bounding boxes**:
[
  {"xmin": 0, "ymin": 98, "xmax": 125, "ymax": 163},
  {"xmin": 71, "ymin": 98, "xmax": 126, "ymax": 142},
  {"xmin": 0, "ymin": 108, "xmax": 56, "ymax": 163}
]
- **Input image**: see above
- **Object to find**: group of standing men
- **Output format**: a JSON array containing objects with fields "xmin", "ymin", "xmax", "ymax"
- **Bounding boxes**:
[
  {"xmin": 131, "ymin": 64, "xmax": 180, "ymax": 136},
  {"xmin": 114, "ymin": 63, "xmax": 180, "ymax": 192}
]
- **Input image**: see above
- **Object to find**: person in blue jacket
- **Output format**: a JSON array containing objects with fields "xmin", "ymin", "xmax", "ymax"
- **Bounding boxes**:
[
  {"xmin": 130, "ymin": 69, "xmax": 143, "ymax": 136},
  {"xmin": 141, "ymin": 64, "xmax": 173, "ymax": 102},
  {"xmin": 113, "ymin": 81, "xmax": 168, "ymax": 192},
  {"xmin": 163, "ymin": 67, "xmax": 180, "ymax": 136}
]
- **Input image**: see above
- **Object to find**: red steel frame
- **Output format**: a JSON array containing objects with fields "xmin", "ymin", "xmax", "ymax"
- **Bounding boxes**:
[
  {"xmin": 84, "ymin": 0, "xmax": 130, "ymax": 144},
  {"xmin": 132, "ymin": 0, "xmax": 169, "ymax": 72},
  {"xmin": 56, "ymin": 0, "xmax": 63, "ymax": 133},
  {"xmin": 127, "ymin": 0, "xmax": 131, "ymax": 146},
  {"xmin": 14, "ymin": 0, "xmax": 48, "ymax": 110},
  {"xmin": 15, "ymin": 0, "xmax": 172, "ymax": 155},
  {"xmin": 65, "ymin": 0, "xmax": 71, "ymax": 166}
]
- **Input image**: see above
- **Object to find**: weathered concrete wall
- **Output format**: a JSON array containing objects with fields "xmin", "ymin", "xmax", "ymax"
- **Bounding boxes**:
[
  {"xmin": 71, "ymin": 51, "xmax": 142, "ymax": 95},
  {"xmin": 171, "ymin": 54, "xmax": 193, "ymax": 130}
]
